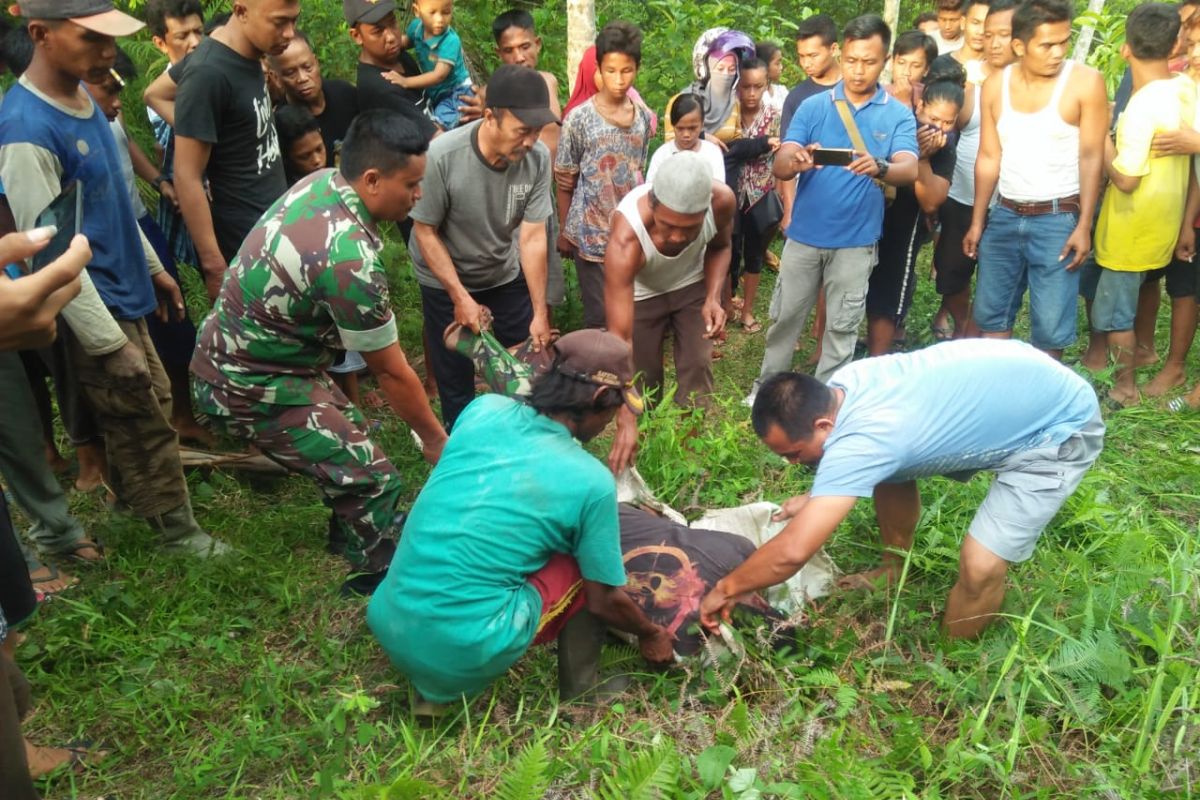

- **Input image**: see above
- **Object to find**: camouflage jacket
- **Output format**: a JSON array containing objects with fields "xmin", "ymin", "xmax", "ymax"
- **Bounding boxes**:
[{"xmin": 191, "ymin": 169, "xmax": 397, "ymax": 406}]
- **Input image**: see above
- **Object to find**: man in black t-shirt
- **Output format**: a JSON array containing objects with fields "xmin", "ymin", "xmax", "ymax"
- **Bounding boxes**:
[
  {"xmin": 778, "ymin": 14, "xmax": 841, "ymax": 224},
  {"xmin": 174, "ymin": 0, "xmax": 297, "ymax": 300},
  {"xmin": 268, "ymin": 30, "xmax": 358, "ymax": 166},
  {"xmin": 344, "ymin": 0, "xmax": 436, "ymax": 141},
  {"xmin": 864, "ymin": 81, "xmax": 962, "ymax": 356}
]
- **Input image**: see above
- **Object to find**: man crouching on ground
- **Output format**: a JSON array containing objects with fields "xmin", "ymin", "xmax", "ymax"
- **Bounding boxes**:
[
  {"xmin": 701, "ymin": 339, "xmax": 1104, "ymax": 639},
  {"xmin": 368, "ymin": 330, "xmax": 675, "ymax": 711}
]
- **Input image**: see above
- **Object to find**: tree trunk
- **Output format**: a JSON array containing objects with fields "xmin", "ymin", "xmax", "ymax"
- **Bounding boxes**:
[
  {"xmin": 566, "ymin": 0, "xmax": 596, "ymax": 95},
  {"xmin": 1073, "ymin": 0, "xmax": 1107, "ymax": 61},
  {"xmin": 883, "ymin": 0, "xmax": 901, "ymax": 51}
]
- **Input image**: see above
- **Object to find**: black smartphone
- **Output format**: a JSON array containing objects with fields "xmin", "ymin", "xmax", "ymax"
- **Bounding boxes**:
[
  {"xmin": 811, "ymin": 147, "xmax": 856, "ymax": 167},
  {"xmin": 31, "ymin": 180, "xmax": 83, "ymax": 272}
]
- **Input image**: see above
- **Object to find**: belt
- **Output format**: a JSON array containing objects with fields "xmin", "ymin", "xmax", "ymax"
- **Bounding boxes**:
[{"xmin": 998, "ymin": 194, "xmax": 1080, "ymax": 216}]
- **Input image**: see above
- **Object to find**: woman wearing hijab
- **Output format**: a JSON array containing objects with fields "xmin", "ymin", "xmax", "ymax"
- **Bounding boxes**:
[{"xmin": 664, "ymin": 28, "xmax": 756, "ymax": 144}]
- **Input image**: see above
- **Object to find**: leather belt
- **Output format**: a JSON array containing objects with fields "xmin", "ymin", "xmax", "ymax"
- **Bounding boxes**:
[{"xmin": 998, "ymin": 194, "xmax": 1081, "ymax": 216}]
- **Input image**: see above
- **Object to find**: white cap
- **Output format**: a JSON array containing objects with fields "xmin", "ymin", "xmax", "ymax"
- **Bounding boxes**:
[{"xmin": 651, "ymin": 150, "xmax": 714, "ymax": 214}]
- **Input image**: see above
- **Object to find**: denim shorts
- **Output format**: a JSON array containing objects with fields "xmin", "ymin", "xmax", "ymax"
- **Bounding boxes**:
[
  {"xmin": 1078, "ymin": 261, "xmax": 1145, "ymax": 332},
  {"xmin": 974, "ymin": 205, "xmax": 1081, "ymax": 350}
]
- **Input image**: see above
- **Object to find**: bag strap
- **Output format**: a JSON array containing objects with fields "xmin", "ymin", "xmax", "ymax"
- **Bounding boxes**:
[
  {"xmin": 833, "ymin": 98, "xmax": 893, "ymax": 198},
  {"xmin": 833, "ymin": 99, "xmax": 869, "ymax": 153}
]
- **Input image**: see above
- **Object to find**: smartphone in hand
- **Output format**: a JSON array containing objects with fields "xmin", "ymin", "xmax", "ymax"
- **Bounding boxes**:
[
  {"xmin": 31, "ymin": 180, "xmax": 83, "ymax": 272},
  {"xmin": 811, "ymin": 147, "xmax": 856, "ymax": 167}
]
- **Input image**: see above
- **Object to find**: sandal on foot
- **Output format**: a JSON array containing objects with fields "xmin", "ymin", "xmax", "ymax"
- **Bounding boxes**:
[
  {"xmin": 1167, "ymin": 396, "xmax": 1197, "ymax": 413},
  {"xmin": 53, "ymin": 539, "xmax": 104, "ymax": 565},
  {"xmin": 739, "ymin": 318, "xmax": 763, "ymax": 334},
  {"xmin": 930, "ymin": 321, "xmax": 953, "ymax": 342},
  {"xmin": 29, "ymin": 563, "xmax": 79, "ymax": 594}
]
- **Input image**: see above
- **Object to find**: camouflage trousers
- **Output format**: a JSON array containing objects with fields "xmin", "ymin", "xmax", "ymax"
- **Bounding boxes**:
[{"xmin": 192, "ymin": 381, "xmax": 403, "ymax": 571}]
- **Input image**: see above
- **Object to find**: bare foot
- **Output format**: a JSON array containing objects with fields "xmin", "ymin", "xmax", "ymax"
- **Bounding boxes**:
[
  {"xmin": 1144, "ymin": 363, "xmax": 1187, "ymax": 397},
  {"xmin": 1135, "ymin": 345, "xmax": 1160, "ymax": 368},
  {"xmin": 836, "ymin": 564, "xmax": 902, "ymax": 591},
  {"xmin": 75, "ymin": 443, "xmax": 107, "ymax": 492},
  {"xmin": 1107, "ymin": 386, "xmax": 1141, "ymax": 408},
  {"xmin": 45, "ymin": 444, "xmax": 70, "ymax": 474},
  {"xmin": 174, "ymin": 417, "xmax": 215, "ymax": 447},
  {"xmin": 1079, "ymin": 350, "xmax": 1108, "ymax": 372},
  {"xmin": 74, "ymin": 471, "xmax": 104, "ymax": 492},
  {"xmin": 29, "ymin": 565, "xmax": 78, "ymax": 594},
  {"xmin": 25, "ymin": 742, "xmax": 79, "ymax": 779}
]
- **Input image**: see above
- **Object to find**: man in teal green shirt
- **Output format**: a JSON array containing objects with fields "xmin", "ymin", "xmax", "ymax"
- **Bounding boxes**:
[{"xmin": 368, "ymin": 330, "xmax": 675, "ymax": 706}]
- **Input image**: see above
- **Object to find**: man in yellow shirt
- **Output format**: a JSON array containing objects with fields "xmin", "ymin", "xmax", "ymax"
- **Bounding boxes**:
[{"xmin": 1084, "ymin": 1, "xmax": 1194, "ymax": 406}]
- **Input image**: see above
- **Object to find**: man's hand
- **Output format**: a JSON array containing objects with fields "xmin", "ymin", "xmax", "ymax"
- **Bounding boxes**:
[
  {"xmin": 151, "ymin": 270, "xmax": 186, "ymax": 322},
  {"xmin": 767, "ymin": 136, "xmax": 781, "ymax": 152},
  {"xmin": 1152, "ymin": 122, "xmax": 1200, "ymax": 156},
  {"xmin": 0, "ymin": 231, "xmax": 90, "ymax": 351},
  {"xmin": 607, "ymin": 404, "xmax": 639, "ymax": 475},
  {"xmin": 527, "ymin": 310, "xmax": 551, "ymax": 352},
  {"xmin": 1059, "ymin": 225, "xmax": 1091, "ymax": 271},
  {"xmin": 917, "ymin": 126, "xmax": 947, "ymax": 159},
  {"xmin": 772, "ymin": 493, "xmax": 811, "ymax": 522},
  {"xmin": 699, "ymin": 583, "xmax": 747, "ymax": 632},
  {"xmin": 101, "ymin": 339, "xmax": 151, "ymax": 390},
  {"xmin": 556, "ymin": 231, "xmax": 574, "ymax": 259},
  {"xmin": 421, "ymin": 431, "xmax": 448, "ymax": 465},
  {"xmin": 1177, "ymin": 225, "xmax": 1196, "ymax": 263},
  {"xmin": 458, "ymin": 85, "xmax": 484, "ymax": 124},
  {"xmin": 637, "ymin": 625, "xmax": 676, "ymax": 667},
  {"xmin": 701, "ymin": 297, "xmax": 726, "ymax": 339},
  {"xmin": 199, "ymin": 253, "xmax": 227, "ymax": 302},
  {"xmin": 454, "ymin": 295, "xmax": 488, "ymax": 333},
  {"xmin": 847, "ymin": 151, "xmax": 881, "ymax": 177},
  {"xmin": 159, "ymin": 178, "xmax": 180, "ymax": 210},
  {"xmin": 963, "ymin": 222, "xmax": 984, "ymax": 259}
]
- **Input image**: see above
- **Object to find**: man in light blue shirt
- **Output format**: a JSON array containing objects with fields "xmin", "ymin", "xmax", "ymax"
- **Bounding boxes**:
[
  {"xmin": 703, "ymin": 339, "xmax": 1104, "ymax": 639},
  {"xmin": 752, "ymin": 14, "xmax": 918, "ymax": 398}
]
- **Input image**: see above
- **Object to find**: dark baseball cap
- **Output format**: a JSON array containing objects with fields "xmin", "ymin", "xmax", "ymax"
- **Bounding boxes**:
[
  {"xmin": 13, "ymin": 0, "xmax": 144, "ymax": 36},
  {"xmin": 343, "ymin": 0, "xmax": 396, "ymax": 26},
  {"xmin": 486, "ymin": 64, "xmax": 560, "ymax": 128},
  {"xmin": 552, "ymin": 330, "xmax": 643, "ymax": 416}
]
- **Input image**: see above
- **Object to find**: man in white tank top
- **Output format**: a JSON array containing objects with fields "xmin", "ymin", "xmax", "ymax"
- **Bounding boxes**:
[
  {"xmin": 604, "ymin": 151, "xmax": 736, "ymax": 474},
  {"xmin": 963, "ymin": 0, "xmax": 1108, "ymax": 360},
  {"xmin": 931, "ymin": 0, "xmax": 1020, "ymax": 340}
]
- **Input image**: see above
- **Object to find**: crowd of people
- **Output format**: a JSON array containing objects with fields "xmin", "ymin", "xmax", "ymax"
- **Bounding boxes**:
[{"xmin": 0, "ymin": 0, "xmax": 1195, "ymax": 788}]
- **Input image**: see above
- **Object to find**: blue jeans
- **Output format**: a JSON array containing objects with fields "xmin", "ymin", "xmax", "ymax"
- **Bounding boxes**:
[
  {"xmin": 1078, "ymin": 261, "xmax": 1144, "ymax": 332},
  {"xmin": 430, "ymin": 82, "xmax": 475, "ymax": 130},
  {"xmin": 974, "ymin": 205, "xmax": 1081, "ymax": 350}
]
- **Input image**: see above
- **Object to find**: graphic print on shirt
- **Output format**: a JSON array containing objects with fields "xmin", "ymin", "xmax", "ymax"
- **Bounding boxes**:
[{"xmin": 254, "ymin": 95, "xmax": 282, "ymax": 175}]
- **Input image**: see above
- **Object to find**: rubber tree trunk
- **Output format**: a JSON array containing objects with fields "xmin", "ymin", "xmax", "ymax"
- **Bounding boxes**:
[
  {"xmin": 883, "ymin": 0, "xmax": 901, "ymax": 50},
  {"xmin": 567, "ymin": 0, "xmax": 596, "ymax": 95},
  {"xmin": 1073, "ymin": 0, "xmax": 1107, "ymax": 61}
]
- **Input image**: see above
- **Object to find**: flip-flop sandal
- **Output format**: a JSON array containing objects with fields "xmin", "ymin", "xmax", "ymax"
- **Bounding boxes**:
[
  {"xmin": 930, "ymin": 320, "xmax": 953, "ymax": 342},
  {"xmin": 54, "ymin": 539, "xmax": 104, "ymax": 565},
  {"xmin": 739, "ymin": 319, "xmax": 763, "ymax": 334},
  {"xmin": 1167, "ymin": 396, "xmax": 1196, "ymax": 413},
  {"xmin": 28, "ymin": 739, "xmax": 107, "ymax": 778},
  {"xmin": 29, "ymin": 563, "xmax": 79, "ymax": 594}
]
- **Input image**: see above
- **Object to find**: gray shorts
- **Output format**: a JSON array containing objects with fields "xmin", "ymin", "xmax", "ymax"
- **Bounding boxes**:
[{"xmin": 969, "ymin": 411, "xmax": 1105, "ymax": 563}]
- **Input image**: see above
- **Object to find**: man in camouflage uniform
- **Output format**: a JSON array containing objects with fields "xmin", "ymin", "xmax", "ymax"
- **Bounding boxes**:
[{"xmin": 191, "ymin": 110, "xmax": 448, "ymax": 594}]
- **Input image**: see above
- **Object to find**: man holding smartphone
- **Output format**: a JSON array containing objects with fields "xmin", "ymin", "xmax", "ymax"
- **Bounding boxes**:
[
  {"xmin": 748, "ymin": 14, "xmax": 917, "ymax": 402},
  {"xmin": 0, "ymin": 0, "xmax": 228, "ymax": 557}
]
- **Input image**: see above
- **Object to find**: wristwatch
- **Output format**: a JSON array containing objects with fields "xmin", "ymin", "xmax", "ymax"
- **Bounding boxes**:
[{"xmin": 874, "ymin": 157, "xmax": 890, "ymax": 179}]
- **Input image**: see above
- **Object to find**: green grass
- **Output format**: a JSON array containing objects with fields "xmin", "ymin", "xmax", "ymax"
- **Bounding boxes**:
[{"xmin": 13, "ymin": 244, "xmax": 1200, "ymax": 799}]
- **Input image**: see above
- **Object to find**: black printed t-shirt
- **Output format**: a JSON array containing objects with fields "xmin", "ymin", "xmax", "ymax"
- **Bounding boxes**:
[
  {"xmin": 355, "ymin": 59, "xmax": 437, "ymax": 142},
  {"xmin": 315, "ymin": 79, "xmax": 358, "ymax": 167},
  {"xmin": 174, "ymin": 37, "xmax": 287, "ymax": 260}
]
